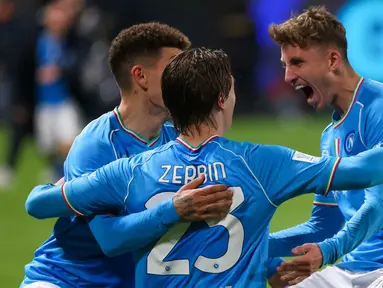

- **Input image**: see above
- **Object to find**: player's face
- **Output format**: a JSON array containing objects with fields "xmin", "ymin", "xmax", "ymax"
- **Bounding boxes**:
[
  {"xmin": 146, "ymin": 47, "xmax": 182, "ymax": 111},
  {"xmin": 222, "ymin": 77, "xmax": 236, "ymax": 131},
  {"xmin": 281, "ymin": 45, "xmax": 334, "ymax": 110}
]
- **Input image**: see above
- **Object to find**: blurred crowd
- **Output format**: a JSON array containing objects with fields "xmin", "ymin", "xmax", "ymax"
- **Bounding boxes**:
[
  {"xmin": 0, "ymin": 0, "xmax": 260, "ymax": 188},
  {"xmin": 0, "ymin": 0, "xmax": 134, "ymax": 187}
]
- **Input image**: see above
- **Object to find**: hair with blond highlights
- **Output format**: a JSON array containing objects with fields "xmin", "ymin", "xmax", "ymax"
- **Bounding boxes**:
[{"xmin": 268, "ymin": 6, "xmax": 348, "ymax": 60}]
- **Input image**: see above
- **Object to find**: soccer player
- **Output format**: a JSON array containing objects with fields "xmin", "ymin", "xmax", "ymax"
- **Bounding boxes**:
[
  {"xmin": 24, "ymin": 47, "xmax": 383, "ymax": 287},
  {"xmin": 21, "ymin": 24, "xmax": 233, "ymax": 288},
  {"xmin": 267, "ymin": 6, "xmax": 383, "ymax": 287}
]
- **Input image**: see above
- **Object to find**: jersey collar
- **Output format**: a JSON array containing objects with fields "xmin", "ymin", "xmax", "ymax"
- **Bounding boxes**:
[
  {"xmin": 176, "ymin": 135, "xmax": 219, "ymax": 152},
  {"xmin": 332, "ymin": 77, "xmax": 364, "ymax": 129},
  {"xmin": 112, "ymin": 107, "xmax": 160, "ymax": 147}
]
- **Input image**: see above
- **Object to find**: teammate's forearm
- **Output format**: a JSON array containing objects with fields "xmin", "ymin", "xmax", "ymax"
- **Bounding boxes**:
[
  {"xmin": 332, "ymin": 147, "xmax": 383, "ymax": 191},
  {"xmin": 62, "ymin": 172, "xmax": 126, "ymax": 216},
  {"xmin": 88, "ymin": 199, "xmax": 180, "ymax": 257},
  {"xmin": 318, "ymin": 195, "xmax": 383, "ymax": 265},
  {"xmin": 25, "ymin": 184, "xmax": 74, "ymax": 219},
  {"xmin": 26, "ymin": 173, "xmax": 124, "ymax": 218},
  {"xmin": 270, "ymin": 222, "xmax": 330, "ymax": 257},
  {"xmin": 269, "ymin": 205, "xmax": 343, "ymax": 257}
]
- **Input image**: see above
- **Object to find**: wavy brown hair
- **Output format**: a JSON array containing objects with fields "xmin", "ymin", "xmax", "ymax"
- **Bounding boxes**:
[{"xmin": 268, "ymin": 6, "xmax": 348, "ymax": 60}]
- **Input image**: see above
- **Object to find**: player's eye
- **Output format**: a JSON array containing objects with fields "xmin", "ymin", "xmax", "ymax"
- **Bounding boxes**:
[{"xmin": 290, "ymin": 58, "xmax": 304, "ymax": 67}]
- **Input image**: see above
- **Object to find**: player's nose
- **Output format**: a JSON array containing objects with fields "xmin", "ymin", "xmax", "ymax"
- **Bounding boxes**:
[{"xmin": 284, "ymin": 66, "xmax": 297, "ymax": 85}]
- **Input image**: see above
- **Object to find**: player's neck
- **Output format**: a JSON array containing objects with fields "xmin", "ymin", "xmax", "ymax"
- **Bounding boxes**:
[
  {"xmin": 118, "ymin": 97, "xmax": 166, "ymax": 141},
  {"xmin": 179, "ymin": 124, "xmax": 224, "ymax": 147},
  {"xmin": 332, "ymin": 68, "xmax": 361, "ymax": 117}
]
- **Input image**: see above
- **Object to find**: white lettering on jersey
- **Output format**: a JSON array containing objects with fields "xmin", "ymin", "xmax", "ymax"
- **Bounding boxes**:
[
  {"xmin": 158, "ymin": 162, "xmax": 227, "ymax": 185},
  {"xmin": 158, "ymin": 165, "xmax": 171, "ymax": 183},
  {"xmin": 172, "ymin": 166, "xmax": 183, "ymax": 184}
]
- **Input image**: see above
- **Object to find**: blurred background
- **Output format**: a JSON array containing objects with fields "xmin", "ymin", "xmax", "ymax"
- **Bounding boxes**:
[{"xmin": 0, "ymin": 0, "xmax": 382, "ymax": 285}]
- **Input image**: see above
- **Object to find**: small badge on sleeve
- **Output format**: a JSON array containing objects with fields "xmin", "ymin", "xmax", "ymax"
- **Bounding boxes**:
[{"xmin": 292, "ymin": 151, "xmax": 320, "ymax": 163}]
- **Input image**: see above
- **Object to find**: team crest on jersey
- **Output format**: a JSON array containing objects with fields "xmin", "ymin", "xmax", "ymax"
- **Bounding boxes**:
[{"xmin": 344, "ymin": 131, "xmax": 355, "ymax": 154}]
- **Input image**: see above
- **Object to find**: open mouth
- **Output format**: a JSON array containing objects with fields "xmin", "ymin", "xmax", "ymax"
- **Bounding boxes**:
[{"xmin": 295, "ymin": 84, "xmax": 314, "ymax": 100}]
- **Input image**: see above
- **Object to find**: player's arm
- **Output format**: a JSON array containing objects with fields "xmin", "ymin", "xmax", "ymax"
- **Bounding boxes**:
[
  {"xmin": 249, "ymin": 144, "xmax": 383, "ymax": 206},
  {"xmin": 266, "ymin": 257, "xmax": 290, "ymax": 288},
  {"xmin": 279, "ymin": 183, "xmax": 383, "ymax": 277},
  {"xmin": 26, "ymin": 138, "xmax": 119, "ymax": 219},
  {"xmin": 86, "ymin": 176, "xmax": 232, "ymax": 257},
  {"xmin": 86, "ymin": 207, "xmax": 178, "ymax": 257},
  {"xmin": 26, "ymin": 159, "xmax": 131, "ymax": 217},
  {"xmin": 331, "ymin": 147, "xmax": 383, "ymax": 191},
  {"xmin": 269, "ymin": 193, "xmax": 344, "ymax": 258},
  {"xmin": 317, "ymin": 186, "xmax": 383, "ymax": 265}
]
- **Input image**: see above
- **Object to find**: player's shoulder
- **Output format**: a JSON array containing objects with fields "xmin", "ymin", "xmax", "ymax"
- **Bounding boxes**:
[
  {"xmin": 357, "ymin": 80, "xmax": 383, "ymax": 133},
  {"xmin": 321, "ymin": 122, "xmax": 333, "ymax": 135},
  {"xmin": 359, "ymin": 79, "xmax": 383, "ymax": 110},
  {"xmin": 319, "ymin": 121, "xmax": 334, "ymax": 145},
  {"xmin": 79, "ymin": 111, "xmax": 115, "ymax": 140},
  {"xmin": 128, "ymin": 140, "xmax": 178, "ymax": 167},
  {"xmin": 162, "ymin": 121, "xmax": 176, "ymax": 131},
  {"xmin": 69, "ymin": 111, "xmax": 116, "ymax": 157},
  {"xmin": 209, "ymin": 137, "xmax": 258, "ymax": 156},
  {"xmin": 161, "ymin": 121, "xmax": 179, "ymax": 140},
  {"xmin": 211, "ymin": 138, "xmax": 299, "ymax": 162},
  {"xmin": 210, "ymin": 137, "xmax": 283, "ymax": 165}
]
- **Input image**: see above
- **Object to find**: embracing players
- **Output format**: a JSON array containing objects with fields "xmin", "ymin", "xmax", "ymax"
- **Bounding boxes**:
[
  {"xmin": 25, "ymin": 47, "xmax": 383, "ymax": 287},
  {"xmin": 21, "ymin": 23, "xmax": 233, "ymax": 288}
]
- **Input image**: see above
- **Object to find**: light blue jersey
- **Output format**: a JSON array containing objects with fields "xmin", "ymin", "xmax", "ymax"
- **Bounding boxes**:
[
  {"xmin": 22, "ymin": 107, "xmax": 178, "ymax": 287},
  {"xmin": 321, "ymin": 78, "xmax": 383, "ymax": 271},
  {"xmin": 59, "ymin": 136, "xmax": 343, "ymax": 287},
  {"xmin": 270, "ymin": 78, "xmax": 383, "ymax": 272}
]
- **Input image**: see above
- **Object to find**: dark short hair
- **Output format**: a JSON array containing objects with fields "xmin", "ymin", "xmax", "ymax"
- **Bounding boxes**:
[
  {"xmin": 109, "ymin": 22, "xmax": 191, "ymax": 90},
  {"xmin": 161, "ymin": 48, "xmax": 232, "ymax": 135},
  {"xmin": 268, "ymin": 6, "xmax": 348, "ymax": 60}
]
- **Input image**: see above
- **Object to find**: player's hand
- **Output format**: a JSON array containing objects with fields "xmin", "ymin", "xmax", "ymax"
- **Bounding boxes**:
[
  {"xmin": 277, "ymin": 243, "xmax": 323, "ymax": 285},
  {"xmin": 268, "ymin": 271, "xmax": 290, "ymax": 288},
  {"xmin": 173, "ymin": 174, "xmax": 233, "ymax": 222},
  {"xmin": 276, "ymin": 269, "xmax": 311, "ymax": 286}
]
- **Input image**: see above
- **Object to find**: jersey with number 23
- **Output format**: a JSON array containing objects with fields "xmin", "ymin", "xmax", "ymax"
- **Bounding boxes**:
[{"xmin": 62, "ymin": 136, "xmax": 339, "ymax": 287}]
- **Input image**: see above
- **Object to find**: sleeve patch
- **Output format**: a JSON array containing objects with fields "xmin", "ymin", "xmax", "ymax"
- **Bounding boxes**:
[{"xmin": 292, "ymin": 151, "xmax": 321, "ymax": 163}]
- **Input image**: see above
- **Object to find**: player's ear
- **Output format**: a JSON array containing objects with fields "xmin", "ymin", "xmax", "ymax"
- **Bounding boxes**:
[
  {"xmin": 217, "ymin": 95, "xmax": 225, "ymax": 111},
  {"xmin": 131, "ymin": 65, "xmax": 148, "ymax": 90},
  {"xmin": 328, "ymin": 50, "xmax": 341, "ymax": 72}
]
